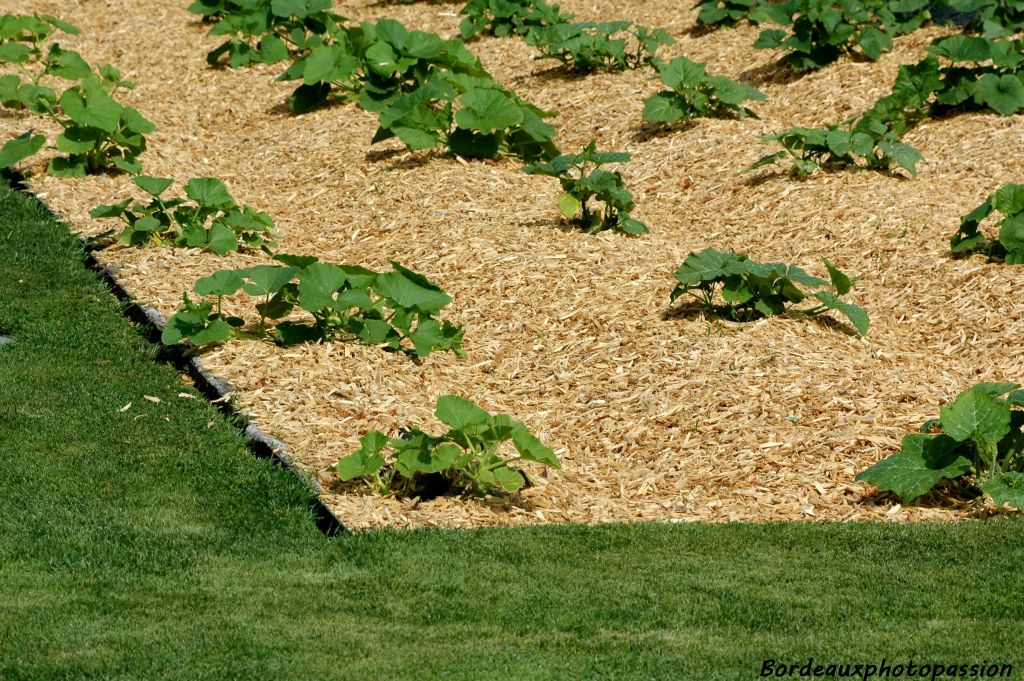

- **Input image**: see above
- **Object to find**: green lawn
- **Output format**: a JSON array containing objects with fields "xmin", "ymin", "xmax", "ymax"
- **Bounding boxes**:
[{"xmin": 1, "ymin": 183, "xmax": 1022, "ymax": 680}]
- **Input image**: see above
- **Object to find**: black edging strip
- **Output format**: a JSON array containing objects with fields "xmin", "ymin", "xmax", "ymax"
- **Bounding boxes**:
[{"xmin": 9, "ymin": 178, "xmax": 346, "ymax": 537}]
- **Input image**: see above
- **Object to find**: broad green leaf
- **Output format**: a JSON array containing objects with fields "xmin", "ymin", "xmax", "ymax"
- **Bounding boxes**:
[
  {"xmin": 59, "ymin": 83, "xmax": 122, "ymax": 133},
  {"xmin": 974, "ymin": 73, "xmax": 1024, "ymax": 116},
  {"xmin": 112, "ymin": 154, "xmax": 142, "ymax": 175},
  {"xmin": 455, "ymin": 88, "xmax": 523, "ymax": 134},
  {"xmin": 0, "ymin": 43, "xmax": 31, "ymax": 64},
  {"xmin": 992, "ymin": 184, "xmax": 1024, "ymax": 215},
  {"xmin": 823, "ymin": 258, "xmax": 853, "ymax": 295},
  {"xmin": 89, "ymin": 198, "xmax": 132, "ymax": 219},
  {"xmin": 297, "ymin": 262, "xmax": 347, "ymax": 312},
  {"xmin": 0, "ymin": 131, "xmax": 45, "ymax": 169},
  {"xmin": 753, "ymin": 28, "xmax": 787, "ymax": 49},
  {"xmin": 674, "ymin": 248, "xmax": 747, "ymax": 286},
  {"xmin": 133, "ymin": 216, "xmax": 163, "ymax": 233},
  {"xmin": 365, "ymin": 41, "xmax": 398, "ymax": 74},
  {"xmin": 239, "ymin": 265, "xmax": 298, "ymax": 297},
  {"xmin": 184, "ymin": 177, "xmax": 235, "ymax": 209},
  {"xmin": 998, "ymin": 214, "xmax": 1024, "ymax": 254},
  {"xmin": 271, "ymin": 0, "xmax": 307, "ymax": 17},
  {"xmin": 856, "ymin": 26, "xmax": 891, "ymax": 61},
  {"xmin": 558, "ymin": 192, "xmax": 581, "ymax": 219},
  {"xmin": 492, "ymin": 465, "xmax": 526, "ymax": 492},
  {"xmin": 642, "ymin": 92, "xmax": 687, "ymax": 123},
  {"xmin": 47, "ymin": 156, "xmax": 87, "ymax": 177},
  {"xmin": 980, "ymin": 472, "xmax": 1024, "ymax": 511},
  {"xmin": 133, "ymin": 175, "xmax": 174, "ymax": 197},
  {"xmin": 189, "ymin": 316, "xmax": 235, "ymax": 346},
  {"xmin": 121, "ymin": 106, "xmax": 156, "ymax": 134},
  {"xmin": 393, "ymin": 125, "xmax": 442, "ymax": 152},
  {"xmin": 855, "ymin": 433, "xmax": 972, "ymax": 502},
  {"xmin": 194, "ymin": 269, "xmax": 245, "ymax": 297},
  {"xmin": 162, "ymin": 305, "xmax": 209, "ymax": 346},
  {"xmin": 928, "ymin": 35, "xmax": 992, "ymax": 63},
  {"xmin": 512, "ymin": 427, "xmax": 560, "ymax": 467},
  {"xmin": 274, "ymin": 253, "xmax": 320, "ymax": 269},
  {"xmin": 435, "ymin": 395, "xmax": 489, "ymax": 430},
  {"xmin": 356, "ymin": 318, "xmax": 395, "ymax": 345},
  {"xmin": 971, "ymin": 382, "xmax": 1019, "ymax": 397},
  {"xmin": 619, "ymin": 216, "xmax": 650, "ymax": 235},
  {"xmin": 334, "ymin": 432, "xmax": 389, "ymax": 480},
  {"xmin": 56, "ymin": 127, "xmax": 101, "ymax": 154},
  {"xmin": 374, "ymin": 262, "xmax": 451, "ymax": 314},
  {"xmin": 303, "ymin": 45, "xmax": 343, "ymax": 84},
  {"xmin": 940, "ymin": 386, "xmax": 1012, "ymax": 458},
  {"xmin": 257, "ymin": 35, "xmax": 289, "ymax": 64},
  {"xmin": 405, "ymin": 317, "xmax": 441, "ymax": 355},
  {"xmin": 658, "ymin": 55, "xmax": 708, "ymax": 91},
  {"xmin": 878, "ymin": 140, "xmax": 923, "ymax": 177},
  {"xmin": 825, "ymin": 130, "xmax": 851, "ymax": 157},
  {"xmin": 206, "ymin": 222, "xmax": 238, "ymax": 255},
  {"xmin": 813, "ymin": 291, "xmax": 869, "ymax": 335},
  {"xmin": 47, "ymin": 47, "xmax": 92, "ymax": 80},
  {"xmin": 40, "ymin": 14, "xmax": 80, "ymax": 35},
  {"xmin": 428, "ymin": 443, "xmax": 462, "ymax": 472}
]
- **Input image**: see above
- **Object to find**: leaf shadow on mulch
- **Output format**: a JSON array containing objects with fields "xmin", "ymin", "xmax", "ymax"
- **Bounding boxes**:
[
  {"xmin": 858, "ymin": 481, "xmax": 1021, "ymax": 519},
  {"xmin": 739, "ymin": 61, "xmax": 804, "ymax": 87},
  {"xmin": 661, "ymin": 302, "xmax": 862, "ymax": 337},
  {"xmin": 631, "ymin": 120, "xmax": 699, "ymax": 143},
  {"xmin": 323, "ymin": 474, "xmax": 542, "ymax": 513}
]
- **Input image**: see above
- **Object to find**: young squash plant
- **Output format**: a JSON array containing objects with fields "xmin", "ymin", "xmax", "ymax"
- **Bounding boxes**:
[
  {"xmin": 162, "ymin": 255, "xmax": 466, "ymax": 360},
  {"xmin": 190, "ymin": 0, "xmax": 345, "ymax": 68},
  {"xmin": 521, "ymin": 141, "xmax": 650, "ymax": 235},
  {"xmin": 857, "ymin": 382, "xmax": 1024, "ymax": 511},
  {"xmin": 746, "ymin": 33, "xmax": 1024, "ymax": 179},
  {"xmin": 670, "ymin": 247, "xmax": 869, "ymax": 334},
  {"xmin": 525, "ymin": 21, "xmax": 675, "ymax": 73},
  {"xmin": 333, "ymin": 395, "xmax": 559, "ymax": 498},
  {"xmin": 279, "ymin": 18, "xmax": 490, "ymax": 114},
  {"xmin": 642, "ymin": 55, "xmax": 765, "ymax": 125},
  {"xmin": 0, "ymin": 13, "xmax": 155, "ymax": 175},
  {"xmin": 371, "ymin": 74, "xmax": 560, "ymax": 162},
  {"xmin": 951, "ymin": 183, "xmax": 1024, "ymax": 263},
  {"xmin": 458, "ymin": 0, "xmax": 572, "ymax": 40},
  {"xmin": 747, "ymin": 123, "xmax": 922, "ymax": 178},
  {"xmin": 693, "ymin": 0, "xmax": 765, "ymax": 29},
  {"xmin": 90, "ymin": 176, "xmax": 277, "ymax": 255},
  {"xmin": 750, "ymin": 0, "xmax": 898, "ymax": 72},
  {"xmin": 926, "ymin": 35, "xmax": 1024, "ymax": 116}
]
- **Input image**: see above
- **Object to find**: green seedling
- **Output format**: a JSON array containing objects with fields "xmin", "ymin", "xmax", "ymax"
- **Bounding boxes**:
[
  {"xmin": 671, "ymin": 247, "xmax": 869, "ymax": 334},
  {"xmin": 334, "ymin": 395, "xmax": 559, "ymax": 497}
]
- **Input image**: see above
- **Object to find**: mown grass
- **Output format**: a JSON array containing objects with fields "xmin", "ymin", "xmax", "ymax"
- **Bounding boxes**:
[{"xmin": 1, "ymin": 183, "xmax": 1022, "ymax": 680}]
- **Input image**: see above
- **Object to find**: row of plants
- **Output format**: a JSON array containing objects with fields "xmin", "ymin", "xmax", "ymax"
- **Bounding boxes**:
[
  {"xmin": 696, "ymin": 0, "xmax": 1024, "ymax": 73},
  {"xmin": 0, "ymin": 13, "xmax": 155, "ymax": 176},
  {"xmin": 162, "ymin": 256, "xmax": 466, "ymax": 359},
  {"xmin": 751, "ymin": 33, "xmax": 1024, "ymax": 178}
]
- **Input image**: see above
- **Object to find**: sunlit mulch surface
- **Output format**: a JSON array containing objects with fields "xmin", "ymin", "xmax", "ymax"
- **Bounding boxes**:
[{"xmin": 4, "ymin": 0, "xmax": 1023, "ymax": 528}]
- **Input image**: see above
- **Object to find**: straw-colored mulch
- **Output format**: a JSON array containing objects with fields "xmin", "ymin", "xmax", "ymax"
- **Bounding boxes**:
[{"xmin": 4, "ymin": 0, "xmax": 1023, "ymax": 528}]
